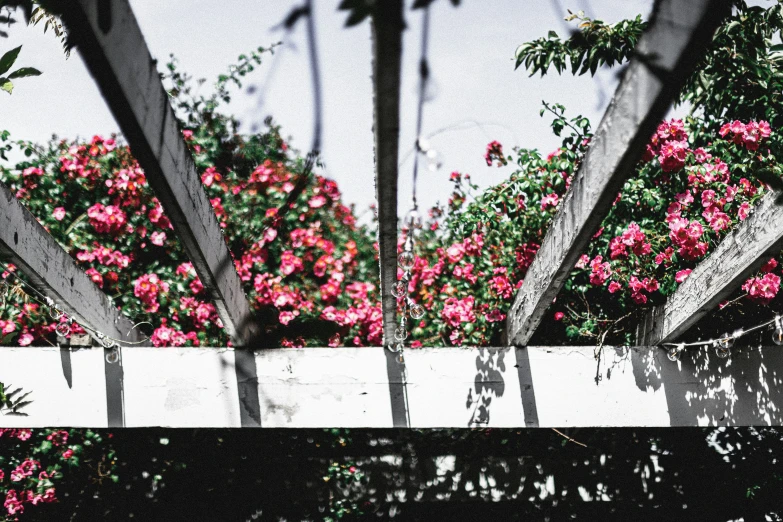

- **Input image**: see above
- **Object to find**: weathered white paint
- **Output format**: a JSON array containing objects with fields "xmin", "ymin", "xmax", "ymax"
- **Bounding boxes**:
[
  {"xmin": 405, "ymin": 348, "xmax": 524, "ymax": 428},
  {"xmin": 528, "ymin": 347, "xmax": 670, "ymax": 427},
  {"xmin": 122, "ymin": 347, "xmax": 241, "ymax": 427},
  {"xmin": 636, "ymin": 191, "xmax": 783, "ymax": 345},
  {"xmin": 505, "ymin": 0, "xmax": 732, "ymax": 345},
  {"xmin": 0, "ymin": 347, "xmax": 107, "ymax": 427},
  {"xmin": 59, "ymin": 0, "xmax": 258, "ymax": 346},
  {"xmin": 256, "ymin": 348, "xmax": 392, "ymax": 427},
  {"xmin": 4, "ymin": 346, "xmax": 783, "ymax": 428}
]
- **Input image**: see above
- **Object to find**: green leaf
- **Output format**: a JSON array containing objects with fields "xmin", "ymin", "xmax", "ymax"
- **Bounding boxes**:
[
  {"xmin": 8, "ymin": 67, "xmax": 41, "ymax": 79},
  {"xmin": 0, "ymin": 46, "xmax": 22, "ymax": 75},
  {"xmin": 0, "ymin": 77, "xmax": 12, "ymax": 94}
]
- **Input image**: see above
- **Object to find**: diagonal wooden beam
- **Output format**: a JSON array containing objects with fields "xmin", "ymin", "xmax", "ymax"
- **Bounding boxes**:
[
  {"xmin": 636, "ymin": 191, "xmax": 783, "ymax": 345},
  {"xmin": 505, "ymin": 0, "xmax": 731, "ymax": 345},
  {"xmin": 59, "ymin": 0, "xmax": 258, "ymax": 345},
  {"xmin": 0, "ymin": 181, "xmax": 140, "ymax": 343},
  {"xmin": 371, "ymin": 0, "xmax": 404, "ymax": 347}
]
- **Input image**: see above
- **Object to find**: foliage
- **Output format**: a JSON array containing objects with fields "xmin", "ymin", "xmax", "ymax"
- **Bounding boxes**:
[
  {"xmin": 514, "ymin": 10, "xmax": 646, "ymax": 76},
  {"xmin": 0, "ymin": 45, "xmax": 40, "ymax": 94},
  {"xmin": 0, "ymin": 2, "xmax": 69, "ymax": 57},
  {"xmin": 0, "ymin": 428, "xmax": 114, "ymax": 520},
  {"xmin": 0, "ymin": 382, "xmax": 31, "ymax": 416},
  {"xmin": 0, "ymin": 48, "xmax": 381, "ymax": 349}
]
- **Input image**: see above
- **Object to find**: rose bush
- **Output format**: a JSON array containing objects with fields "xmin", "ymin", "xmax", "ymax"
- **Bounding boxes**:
[
  {"xmin": 0, "ymin": 52, "xmax": 380, "ymax": 350},
  {"xmin": 0, "ymin": 428, "xmax": 113, "ymax": 520},
  {"xmin": 3, "ymin": 3, "xmax": 783, "ymax": 517}
]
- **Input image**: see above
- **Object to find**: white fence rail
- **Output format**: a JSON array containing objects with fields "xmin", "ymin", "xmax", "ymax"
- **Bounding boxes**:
[{"xmin": 3, "ymin": 346, "xmax": 783, "ymax": 428}]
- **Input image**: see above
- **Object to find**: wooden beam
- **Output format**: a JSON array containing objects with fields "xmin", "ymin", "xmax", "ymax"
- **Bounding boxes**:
[
  {"xmin": 505, "ymin": 0, "xmax": 731, "ymax": 345},
  {"xmin": 636, "ymin": 191, "xmax": 783, "ymax": 345},
  {"xmin": 371, "ymin": 0, "xmax": 404, "ymax": 347},
  {"xmin": 371, "ymin": 2, "xmax": 410, "ymax": 428},
  {"xmin": 59, "ymin": 0, "xmax": 258, "ymax": 345},
  {"xmin": 0, "ymin": 181, "xmax": 140, "ymax": 343},
  {"xmin": 5, "ymin": 345, "xmax": 783, "ymax": 428}
]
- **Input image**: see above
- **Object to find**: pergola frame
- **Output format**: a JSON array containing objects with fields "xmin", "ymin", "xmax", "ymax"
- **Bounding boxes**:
[{"xmin": 5, "ymin": 0, "xmax": 783, "ymax": 429}]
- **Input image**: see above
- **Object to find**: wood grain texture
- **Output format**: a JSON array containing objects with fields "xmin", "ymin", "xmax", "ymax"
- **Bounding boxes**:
[
  {"xmin": 371, "ymin": 1, "xmax": 404, "ymax": 347},
  {"xmin": 636, "ymin": 191, "xmax": 783, "ymax": 345},
  {"xmin": 59, "ymin": 0, "xmax": 258, "ymax": 345},
  {"xmin": 0, "ymin": 181, "xmax": 140, "ymax": 342},
  {"xmin": 505, "ymin": 0, "xmax": 732, "ymax": 345}
]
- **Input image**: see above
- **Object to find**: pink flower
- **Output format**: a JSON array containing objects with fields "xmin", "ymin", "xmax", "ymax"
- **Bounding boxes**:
[
  {"xmin": 762, "ymin": 258, "xmax": 778, "ymax": 273},
  {"xmin": 441, "ymin": 296, "xmax": 476, "ymax": 328},
  {"xmin": 540, "ymin": 193, "xmax": 559, "ymax": 211},
  {"xmin": 738, "ymin": 202, "xmax": 750, "ymax": 221},
  {"xmin": 85, "ymin": 267, "xmax": 104, "ymax": 288},
  {"xmin": 201, "ymin": 167, "xmax": 221, "ymax": 187},
  {"xmin": 676, "ymin": 191, "xmax": 694, "ymax": 205},
  {"xmin": 490, "ymin": 275, "xmax": 513, "ymax": 299},
  {"xmin": 134, "ymin": 273, "xmax": 169, "ymax": 313},
  {"xmin": 279, "ymin": 250, "xmax": 304, "ymax": 276},
  {"xmin": 150, "ymin": 323, "xmax": 187, "ymax": 347},
  {"xmin": 308, "ymin": 195, "xmax": 327, "ymax": 208},
  {"xmin": 87, "ymin": 203, "xmax": 127, "ymax": 235},
  {"xmin": 52, "ymin": 207, "xmax": 66, "ymax": 221},
  {"xmin": 485, "ymin": 309, "xmax": 505, "ymax": 322},
  {"xmin": 62, "ymin": 448, "xmax": 74, "ymax": 459},
  {"xmin": 4, "ymin": 490, "xmax": 23, "ymax": 515},
  {"xmin": 588, "ymin": 256, "xmax": 611, "ymax": 286},
  {"xmin": 484, "ymin": 141, "xmax": 507, "ymax": 167},
  {"xmin": 279, "ymin": 311, "xmax": 298, "ymax": 325},
  {"xmin": 18, "ymin": 333, "xmax": 33, "ymax": 346},
  {"xmin": 445, "ymin": 243, "xmax": 465, "ymax": 263},
  {"xmin": 608, "ymin": 281, "xmax": 622, "ymax": 293},
  {"xmin": 575, "ymin": 254, "xmax": 590, "ymax": 269},
  {"xmin": 554, "ymin": 311, "xmax": 565, "ymax": 321},
  {"xmin": 150, "ymin": 231, "xmax": 166, "ymax": 246},
  {"xmin": 658, "ymin": 140, "xmax": 689, "ymax": 172},
  {"xmin": 742, "ymin": 273, "xmax": 781, "ymax": 305},
  {"xmin": 1, "ymin": 320, "xmax": 16, "ymax": 335},
  {"xmin": 675, "ymin": 269, "xmax": 692, "ymax": 283}
]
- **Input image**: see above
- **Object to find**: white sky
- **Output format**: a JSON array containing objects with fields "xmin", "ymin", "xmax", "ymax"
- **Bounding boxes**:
[{"xmin": 2, "ymin": 0, "xmax": 653, "ymax": 217}]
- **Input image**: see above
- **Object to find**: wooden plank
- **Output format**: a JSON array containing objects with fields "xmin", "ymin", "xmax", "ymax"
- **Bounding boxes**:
[
  {"xmin": 505, "ymin": 0, "xmax": 731, "ymax": 345},
  {"xmin": 371, "ymin": 1, "xmax": 410, "ymax": 428},
  {"xmin": 5, "ymin": 345, "xmax": 783, "ymax": 428},
  {"xmin": 636, "ymin": 191, "xmax": 783, "ymax": 345},
  {"xmin": 0, "ymin": 181, "xmax": 140, "ymax": 343},
  {"xmin": 59, "ymin": 0, "xmax": 258, "ymax": 345},
  {"xmin": 371, "ymin": 0, "xmax": 404, "ymax": 346}
]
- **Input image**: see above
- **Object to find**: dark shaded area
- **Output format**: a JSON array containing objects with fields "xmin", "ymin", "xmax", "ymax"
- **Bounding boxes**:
[{"xmin": 20, "ymin": 427, "xmax": 783, "ymax": 521}]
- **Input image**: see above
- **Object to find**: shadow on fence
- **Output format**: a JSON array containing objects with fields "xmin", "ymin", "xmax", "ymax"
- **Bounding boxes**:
[{"xmin": 630, "ymin": 346, "xmax": 783, "ymax": 426}]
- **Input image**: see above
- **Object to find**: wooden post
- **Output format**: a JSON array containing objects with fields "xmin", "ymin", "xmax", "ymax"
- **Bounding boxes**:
[
  {"xmin": 371, "ymin": 0, "xmax": 409, "ymax": 428},
  {"xmin": 505, "ymin": 0, "xmax": 731, "ymax": 345},
  {"xmin": 59, "ymin": 0, "xmax": 258, "ymax": 346}
]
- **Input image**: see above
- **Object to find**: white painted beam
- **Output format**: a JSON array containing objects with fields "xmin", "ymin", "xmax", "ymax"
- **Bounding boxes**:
[
  {"xmin": 636, "ymin": 191, "xmax": 783, "ymax": 345},
  {"xmin": 59, "ymin": 0, "xmax": 258, "ymax": 345},
  {"xmin": 4, "ymin": 346, "xmax": 783, "ymax": 428},
  {"xmin": 505, "ymin": 0, "xmax": 732, "ymax": 345}
]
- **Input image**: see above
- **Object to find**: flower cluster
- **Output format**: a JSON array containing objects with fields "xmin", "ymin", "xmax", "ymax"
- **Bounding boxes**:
[
  {"xmin": 719, "ymin": 120, "xmax": 771, "ymax": 151},
  {"xmin": 484, "ymin": 140, "xmax": 507, "ymax": 167}
]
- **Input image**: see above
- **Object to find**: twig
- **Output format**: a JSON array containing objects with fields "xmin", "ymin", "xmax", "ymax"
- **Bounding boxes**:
[{"xmin": 552, "ymin": 428, "xmax": 588, "ymax": 447}]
